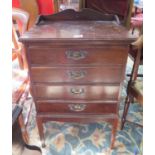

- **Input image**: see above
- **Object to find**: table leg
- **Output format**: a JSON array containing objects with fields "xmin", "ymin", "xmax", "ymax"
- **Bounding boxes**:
[
  {"xmin": 36, "ymin": 116, "xmax": 46, "ymax": 147},
  {"xmin": 110, "ymin": 118, "xmax": 118, "ymax": 149},
  {"xmin": 18, "ymin": 113, "xmax": 29, "ymax": 143}
]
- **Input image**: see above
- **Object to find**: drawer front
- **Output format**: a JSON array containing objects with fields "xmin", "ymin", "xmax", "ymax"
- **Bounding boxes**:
[
  {"xmin": 36, "ymin": 102, "xmax": 117, "ymax": 114},
  {"xmin": 28, "ymin": 47, "xmax": 127, "ymax": 65},
  {"xmin": 33, "ymin": 84, "xmax": 120, "ymax": 100},
  {"xmin": 31, "ymin": 66, "xmax": 123, "ymax": 83}
]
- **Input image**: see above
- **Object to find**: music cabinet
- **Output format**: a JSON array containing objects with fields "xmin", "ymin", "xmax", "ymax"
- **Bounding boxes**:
[{"xmin": 20, "ymin": 9, "xmax": 137, "ymax": 148}]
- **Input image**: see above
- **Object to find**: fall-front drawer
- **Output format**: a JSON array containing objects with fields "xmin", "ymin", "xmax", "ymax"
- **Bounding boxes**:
[
  {"xmin": 36, "ymin": 101, "xmax": 117, "ymax": 114},
  {"xmin": 33, "ymin": 84, "xmax": 120, "ymax": 100},
  {"xmin": 28, "ymin": 46, "xmax": 127, "ymax": 65},
  {"xmin": 31, "ymin": 66, "xmax": 123, "ymax": 83}
]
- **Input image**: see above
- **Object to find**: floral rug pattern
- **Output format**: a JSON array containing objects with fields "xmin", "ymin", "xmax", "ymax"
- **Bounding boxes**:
[{"xmin": 21, "ymin": 57, "xmax": 143, "ymax": 155}]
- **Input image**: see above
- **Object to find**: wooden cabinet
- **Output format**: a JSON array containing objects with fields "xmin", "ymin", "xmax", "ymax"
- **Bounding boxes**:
[{"xmin": 20, "ymin": 9, "xmax": 137, "ymax": 148}]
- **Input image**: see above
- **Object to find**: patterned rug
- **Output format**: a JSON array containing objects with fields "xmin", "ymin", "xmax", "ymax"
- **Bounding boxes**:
[{"xmin": 21, "ymin": 57, "xmax": 143, "ymax": 155}]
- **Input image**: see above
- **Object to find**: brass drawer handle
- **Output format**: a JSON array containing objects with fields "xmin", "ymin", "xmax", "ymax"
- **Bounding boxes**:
[
  {"xmin": 66, "ymin": 50, "xmax": 87, "ymax": 60},
  {"xmin": 70, "ymin": 88, "xmax": 84, "ymax": 95},
  {"xmin": 68, "ymin": 104, "xmax": 86, "ymax": 112},
  {"xmin": 68, "ymin": 70, "xmax": 86, "ymax": 80}
]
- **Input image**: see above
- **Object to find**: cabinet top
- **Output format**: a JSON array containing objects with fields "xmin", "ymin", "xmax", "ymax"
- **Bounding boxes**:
[{"xmin": 20, "ymin": 9, "xmax": 138, "ymax": 44}]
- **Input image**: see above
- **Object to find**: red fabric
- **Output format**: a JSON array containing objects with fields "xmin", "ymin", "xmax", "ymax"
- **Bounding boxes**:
[
  {"xmin": 12, "ymin": 0, "xmax": 54, "ymax": 15},
  {"xmin": 12, "ymin": 0, "xmax": 20, "ymax": 8},
  {"xmin": 37, "ymin": 0, "xmax": 54, "ymax": 15}
]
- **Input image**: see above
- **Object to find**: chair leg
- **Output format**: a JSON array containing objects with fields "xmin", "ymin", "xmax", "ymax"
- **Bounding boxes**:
[{"xmin": 121, "ymin": 95, "xmax": 131, "ymax": 130}]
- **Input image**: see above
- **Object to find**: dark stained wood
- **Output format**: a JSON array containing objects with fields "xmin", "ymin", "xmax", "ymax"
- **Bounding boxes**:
[
  {"xmin": 31, "ymin": 66, "xmax": 123, "ymax": 83},
  {"xmin": 33, "ymin": 84, "xmax": 120, "ymax": 100},
  {"xmin": 28, "ymin": 47, "xmax": 128, "ymax": 65},
  {"xmin": 19, "ymin": 9, "xmax": 137, "ymax": 43},
  {"xmin": 36, "ymin": 102, "xmax": 117, "ymax": 114},
  {"xmin": 20, "ymin": 21, "xmax": 136, "ymax": 43},
  {"xmin": 38, "ymin": 113, "xmax": 118, "ymax": 125},
  {"xmin": 35, "ymin": 8, "xmax": 119, "ymax": 24},
  {"xmin": 20, "ymin": 9, "xmax": 138, "ymax": 149}
]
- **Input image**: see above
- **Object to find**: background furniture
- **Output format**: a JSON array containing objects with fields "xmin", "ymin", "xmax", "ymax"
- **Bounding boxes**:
[
  {"xmin": 131, "ymin": 0, "xmax": 143, "ymax": 34},
  {"xmin": 86, "ymin": 0, "xmax": 133, "ymax": 27},
  {"xmin": 12, "ymin": 8, "xmax": 29, "ymax": 103},
  {"xmin": 12, "ymin": 104, "xmax": 42, "ymax": 155},
  {"xmin": 12, "ymin": 104, "xmax": 29, "ymax": 143},
  {"xmin": 16, "ymin": 0, "xmax": 39, "ymax": 28},
  {"xmin": 20, "ymin": 9, "xmax": 137, "ymax": 149},
  {"xmin": 12, "ymin": 8, "xmax": 29, "ymax": 70},
  {"xmin": 12, "ymin": 8, "xmax": 31, "ymax": 128},
  {"xmin": 121, "ymin": 35, "xmax": 143, "ymax": 129},
  {"xmin": 53, "ymin": 0, "xmax": 81, "ymax": 12},
  {"xmin": 13, "ymin": 0, "xmax": 134, "ymax": 29},
  {"xmin": 81, "ymin": 0, "xmax": 133, "ymax": 28},
  {"xmin": 128, "ymin": 36, "xmax": 143, "ymax": 78},
  {"xmin": 53, "ymin": 0, "xmax": 133, "ymax": 28},
  {"xmin": 12, "ymin": 0, "xmax": 54, "ymax": 15}
]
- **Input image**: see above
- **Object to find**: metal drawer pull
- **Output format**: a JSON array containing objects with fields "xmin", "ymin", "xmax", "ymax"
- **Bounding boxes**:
[
  {"xmin": 68, "ymin": 104, "xmax": 86, "ymax": 112},
  {"xmin": 70, "ymin": 88, "xmax": 84, "ymax": 95},
  {"xmin": 68, "ymin": 71, "xmax": 86, "ymax": 80},
  {"xmin": 66, "ymin": 50, "xmax": 87, "ymax": 60}
]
